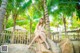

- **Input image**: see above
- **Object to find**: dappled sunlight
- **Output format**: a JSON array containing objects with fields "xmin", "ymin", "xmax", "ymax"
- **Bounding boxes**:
[{"xmin": 0, "ymin": 0, "xmax": 80, "ymax": 53}]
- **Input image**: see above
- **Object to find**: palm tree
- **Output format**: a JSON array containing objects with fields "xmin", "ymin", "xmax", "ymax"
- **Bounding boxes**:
[
  {"xmin": 62, "ymin": 15, "xmax": 67, "ymax": 35},
  {"xmin": 43, "ymin": 0, "xmax": 51, "ymax": 38},
  {"xmin": 0, "ymin": 0, "xmax": 8, "ymax": 32},
  {"xmin": 10, "ymin": 0, "xmax": 32, "ymax": 31},
  {"xmin": 3, "ymin": 11, "xmax": 9, "ymax": 30},
  {"xmin": 12, "ymin": 0, "xmax": 22, "ymax": 31},
  {"xmin": 3, "ymin": 0, "xmax": 14, "ymax": 30}
]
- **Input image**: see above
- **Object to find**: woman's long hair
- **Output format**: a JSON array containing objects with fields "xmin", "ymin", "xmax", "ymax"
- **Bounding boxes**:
[
  {"xmin": 36, "ymin": 18, "xmax": 44, "ymax": 29},
  {"xmin": 38, "ymin": 18, "xmax": 44, "ymax": 26}
]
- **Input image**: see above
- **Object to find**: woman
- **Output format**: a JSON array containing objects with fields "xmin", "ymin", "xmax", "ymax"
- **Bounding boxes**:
[{"xmin": 28, "ymin": 18, "xmax": 50, "ymax": 49}]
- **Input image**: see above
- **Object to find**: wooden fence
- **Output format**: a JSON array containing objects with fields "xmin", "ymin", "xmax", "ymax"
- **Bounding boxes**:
[
  {"xmin": 51, "ymin": 28, "xmax": 80, "ymax": 42},
  {"xmin": 0, "ymin": 30, "xmax": 34, "ymax": 45},
  {"xmin": 0, "ymin": 29, "xmax": 80, "ymax": 45}
]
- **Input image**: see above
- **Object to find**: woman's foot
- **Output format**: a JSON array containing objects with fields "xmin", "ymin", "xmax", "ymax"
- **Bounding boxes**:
[
  {"xmin": 28, "ymin": 45, "xmax": 30, "ymax": 49},
  {"xmin": 47, "ymin": 46, "xmax": 50, "ymax": 49}
]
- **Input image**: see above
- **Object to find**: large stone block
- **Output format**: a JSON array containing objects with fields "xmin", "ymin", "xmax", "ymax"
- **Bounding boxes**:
[
  {"xmin": 0, "ymin": 44, "xmax": 36, "ymax": 53},
  {"xmin": 59, "ymin": 38, "xmax": 74, "ymax": 53}
]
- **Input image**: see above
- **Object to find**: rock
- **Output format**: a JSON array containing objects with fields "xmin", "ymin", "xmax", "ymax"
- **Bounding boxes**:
[
  {"xmin": 47, "ymin": 38, "xmax": 61, "ymax": 53},
  {"xmin": 1, "ymin": 44, "xmax": 36, "ymax": 53},
  {"xmin": 36, "ymin": 43, "xmax": 52, "ymax": 53},
  {"xmin": 59, "ymin": 38, "xmax": 74, "ymax": 53},
  {"xmin": 72, "ymin": 41, "xmax": 80, "ymax": 53}
]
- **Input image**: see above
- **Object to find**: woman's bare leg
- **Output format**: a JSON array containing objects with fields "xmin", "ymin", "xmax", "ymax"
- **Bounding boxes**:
[
  {"xmin": 28, "ymin": 35, "xmax": 39, "ymax": 48},
  {"xmin": 40, "ymin": 34, "xmax": 50, "ymax": 49}
]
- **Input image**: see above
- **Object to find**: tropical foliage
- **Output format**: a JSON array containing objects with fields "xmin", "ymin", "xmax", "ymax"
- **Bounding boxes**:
[{"xmin": 0, "ymin": 0, "xmax": 80, "ymax": 33}]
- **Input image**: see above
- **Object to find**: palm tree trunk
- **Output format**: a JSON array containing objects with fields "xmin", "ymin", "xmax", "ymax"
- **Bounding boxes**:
[
  {"xmin": 62, "ymin": 15, "xmax": 67, "ymax": 35},
  {"xmin": 30, "ymin": 18, "xmax": 32, "ymax": 42},
  {"xmin": 0, "ymin": 0, "xmax": 8, "ymax": 32},
  {"xmin": 3, "ymin": 12, "xmax": 9, "ymax": 30},
  {"xmin": 13, "ymin": 14, "xmax": 17, "ymax": 31},
  {"xmin": 30, "ymin": 19, "xmax": 32, "ymax": 35},
  {"xmin": 5, "ymin": 13, "xmax": 9, "ymax": 28},
  {"xmin": 43, "ymin": 0, "xmax": 50, "ymax": 38}
]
